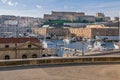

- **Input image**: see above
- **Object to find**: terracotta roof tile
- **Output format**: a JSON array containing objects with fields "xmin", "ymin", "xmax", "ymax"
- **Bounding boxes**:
[{"xmin": 0, "ymin": 38, "xmax": 40, "ymax": 43}]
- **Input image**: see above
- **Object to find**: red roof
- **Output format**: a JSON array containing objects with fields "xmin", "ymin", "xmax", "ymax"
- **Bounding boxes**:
[{"xmin": 0, "ymin": 38, "xmax": 40, "ymax": 43}]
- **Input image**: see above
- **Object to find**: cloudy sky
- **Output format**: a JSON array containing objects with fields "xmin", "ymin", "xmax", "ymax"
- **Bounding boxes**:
[{"xmin": 0, "ymin": 0, "xmax": 120, "ymax": 18}]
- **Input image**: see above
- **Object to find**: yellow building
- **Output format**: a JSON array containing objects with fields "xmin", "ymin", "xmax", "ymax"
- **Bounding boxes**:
[{"xmin": 36, "ymin": 25, "xmax": 118, "ymax": 39}]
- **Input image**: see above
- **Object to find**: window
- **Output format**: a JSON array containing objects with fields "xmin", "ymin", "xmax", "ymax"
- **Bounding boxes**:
[
  {"xmin": 28, "ymin": 45, "xmax": 32, "ymax": 48},
  {"xmin": 5, "ymin": 45, "xmax": 9, "ymax": 48},
  {"xmin": 5, "ymin": 55, "xmax": 10, "ymax": 60},
  {"xmin": 22, "ymin": 55, "xmax": 27, "ymax": 59},
  {"xmin": 32, "ymin": 54, "xmax": 37, "ymax": 58}
]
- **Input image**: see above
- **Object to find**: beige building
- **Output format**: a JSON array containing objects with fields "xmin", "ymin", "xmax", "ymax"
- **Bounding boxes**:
[
  {"xmin": 44, "ymin": 11, "xmax": 95, "ymax": 22},
  {"xmin": 36, "ymin": 25, "xmax": 118, "ymax": 39},
  {"xmin": 0, "ymin": 38, "xmax": 42, "ymax": 60},
  {"xmin": 69, "ymin": 27, "xmax": 118, "ymax": 38},
  {"xmin": 36, "ymin": 27, "xmax": 70, "ymax": 37}
]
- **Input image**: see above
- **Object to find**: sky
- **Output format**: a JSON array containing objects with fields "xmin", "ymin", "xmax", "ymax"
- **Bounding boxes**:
[{"xmin": 0, "ymin": 0, "xmax": 120, "ymax": 18}]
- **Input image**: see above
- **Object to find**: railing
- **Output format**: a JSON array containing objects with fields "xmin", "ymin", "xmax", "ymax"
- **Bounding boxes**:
[{"xmin": 0, "ymin": 56, "xmax": 120, "ymax": 67}]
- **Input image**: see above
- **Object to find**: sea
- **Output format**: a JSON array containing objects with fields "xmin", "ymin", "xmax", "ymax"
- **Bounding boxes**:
[{"xmin": 40, "ymin": 40, "xmax": 115, "ymax": 57}]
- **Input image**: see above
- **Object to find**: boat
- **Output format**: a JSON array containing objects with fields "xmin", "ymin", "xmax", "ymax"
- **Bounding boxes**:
[
  {"xmin": 93, "ymin": 41, "xmax": 104, "ymax": 50},
  {"xmin": 42, "ymin": 41, "xmax": 48, "ymax": 48},
  {"xmin": 113, "ymin": 42, "xmax": 119, "ymax": 49},
  {"xmin": 63, "ymin": 38, "xmax": 71, "ymax": 44}
]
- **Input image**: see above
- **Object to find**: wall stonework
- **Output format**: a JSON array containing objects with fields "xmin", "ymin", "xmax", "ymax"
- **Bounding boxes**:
[
  {"xmin": 37, "ymin": 27, "xmax": 118, "ymax": 38},
  {"xmin": 0, "ymin": 50, "xmax": 16, "ymax": 59}
]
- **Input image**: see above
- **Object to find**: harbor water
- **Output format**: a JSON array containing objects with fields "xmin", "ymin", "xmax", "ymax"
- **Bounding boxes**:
[
  {"xmin": 40, "ymin": 39, "xmax": 117, "ymax": 57},
  {"xmin": 41, "ymin": 40, "xmax": 88, "ymax": 56}
]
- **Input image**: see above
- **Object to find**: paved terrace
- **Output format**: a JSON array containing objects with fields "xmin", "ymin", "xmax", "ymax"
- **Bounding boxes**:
[{"xmin": 0, "ymin": 64, "xmax": 120, "ymax": 80}]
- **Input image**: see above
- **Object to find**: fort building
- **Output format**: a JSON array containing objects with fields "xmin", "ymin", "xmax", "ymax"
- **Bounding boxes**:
[
  {"xmin": 36, "ymin": 25, "xmax": 118, "ymax": 39},
  {"xmin": 44, "ymin": 11, "xmax": 96, "ymax": 22}
]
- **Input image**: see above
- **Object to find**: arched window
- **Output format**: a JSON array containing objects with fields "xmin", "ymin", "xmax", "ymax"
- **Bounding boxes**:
[
  {"xmin": 28, "ymin": 45, "xmax": 32, "ymax": 48},
  {"xmin": 5, "ymin": 55, "xmax": 10, "ymax": 60},
  {"xmin": 32, "ymin": 54, "xmax": 37, "ymax": 58},
  {"xmin": 42, "ymin": 54, "xmax": 46, "ymax": 57},
  {"xmin": 22, "ymin": 55, "xmax": 27, "ymax": 59}
]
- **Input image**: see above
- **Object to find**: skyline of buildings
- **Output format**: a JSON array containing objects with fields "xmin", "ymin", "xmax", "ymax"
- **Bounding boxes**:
[
  {"xmin": 0, "ymin": 11, "xmax": 119, "ymax": 20},
  {"xmin": 0, "ymin": 11, "xmax": 119, "ymax": 38},
  {"xmin": 0, "ymin": 11, "xmax": 119, "ymax": 29},
  {"xmin": 0, "ymin": 0, "xmax": 120, "ymax": 18}
]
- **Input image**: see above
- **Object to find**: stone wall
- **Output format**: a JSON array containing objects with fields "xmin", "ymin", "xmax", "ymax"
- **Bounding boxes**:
[
  {"xmin": 91, "ymin": 28, "xmax": 118, "ymax": 38},
  {"xmin": 47, "ymin": 28, "xmax": 70, "ymax": 36},
  {"xmin": 69, "ymin": 28, "xmax": 92, "ymax": 38},
  {"xmin": 37, "ymin": 27, "xmax": 118, "ymax": 39}
]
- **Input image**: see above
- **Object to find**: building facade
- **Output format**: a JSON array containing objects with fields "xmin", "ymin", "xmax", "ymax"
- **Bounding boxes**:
[
  {"xmin": 0, "ymin": 15, "xmax": 43, "ymax": 27},
  {"xmin": 44, "ymin": 11, "xmax": 95, "ymax": 22},
  {"xmin": 36, "ymin": 27, "xmax": 70, "ymax": 37},
  {"xmin": 0, "ymin": 38, "xmax": 42, "ymax": 60},
  {"xmin": 69, "ymin": 25, "xmax": 118, "ymax": 38},
  {"xmin": 37, "ymin": 25, "xmax": 118, "ymax": 39},
  {"xmin": 96, "ymin": 13, "xmax": 105, "ymax": 18},
  {"xmin": 114, "ymin": 17, "xmax": 119, "ymax": 21},
  {"xmin": 44, "ymin": 11, "xmax": 85, "ymax": 21},
  {"xmin": 0, "ymin": 15, "xmax": 44, "ymax": 38}
]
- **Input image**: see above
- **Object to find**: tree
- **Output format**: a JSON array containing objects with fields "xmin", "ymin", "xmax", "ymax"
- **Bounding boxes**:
[
  {"xmin": 96, "ymin": 18, "xmax": 105, "ymax": 22},
  {"xmin": 43, "ymin": 20, "xmax": 72, "ymax": 26}
]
